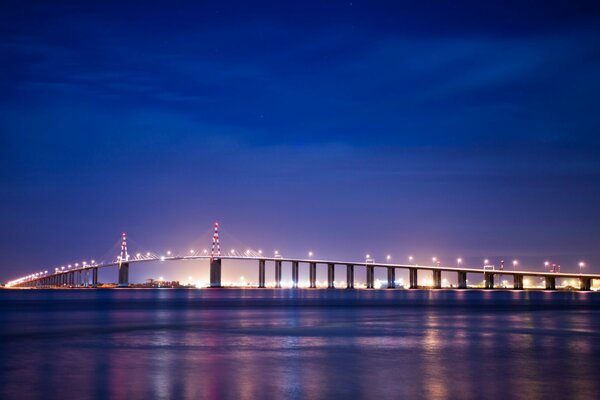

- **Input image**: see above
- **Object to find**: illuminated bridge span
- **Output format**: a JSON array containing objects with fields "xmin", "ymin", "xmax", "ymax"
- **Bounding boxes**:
[{"xmin": 6, "ymin": 224, "xmax": 599, "ymax": 291}]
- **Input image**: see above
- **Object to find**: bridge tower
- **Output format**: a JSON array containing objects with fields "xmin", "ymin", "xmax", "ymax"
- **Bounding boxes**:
[
  {"xmin": 210, "ymin": 222, "xmax": 222, "ymax": 288},
  {"xmin": 117, "ymin": 232, "xmax": 130, "ymax": 287}
]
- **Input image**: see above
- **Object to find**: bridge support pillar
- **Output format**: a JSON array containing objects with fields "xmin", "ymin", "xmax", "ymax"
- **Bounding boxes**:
[
  {"xmin": 85, "ymin": 269, "xmax": 90, "ymax": 287},
  {"xmin": 327, "ymin": 263, "xmax": 335, "ymax": 288},
  {"xmin": 458, "ymin": 271, "xmax": 467, "ymax": 289},
  {"xmin": 92, "ymin": 268, "xmax": 98, "ymax": 287},
  {"xmin": 513, "ymin": 274, "xmax": 523, "ymax": 290},
  {"xmin": 210, "ymin": 258, "xmax": 222, "ymax": 288},
  {"xmin": 545, "ymin": 276, "xmax": 556, "ymax": 290},
  {"xmin": 409, "ymin": 268, "xmax": 418, "ymax": 289},
  {"xmin": 346, "ymin": 264, "xmax": 354, "ymax": 289},
  {"xmin": 118, "ymin": 262, "xmax": 129, "ymax": 288},
  {"xmin": 387, "ymin": 268, "xmax": 395, "ymax": 289},
  {"xmin": 433, "ymin": 270, "xmax": 442, "ymax": 289},
  {"xmin": 366, "ymin": 266, "xmax": 374, "ymax": 289},
  {"xmin": 484, "ymin": 272, "xmax": 494, "ymax": 289},
  {"xmin": 275, "ymin": 260, "xmax": 282, "ymax": 288},
  {"xmin": 292, "ymin": 261, "xmax": 299, "ymax": 288},
  {"xmin": 580, "ymin": 278, "xmax": 591, "ymax": 291},
  {"xmin": 309, "ymin": 262, "xmax": 317, "ymax": 288},
  {"xmin": 258, "ymin": 259, "xmax": 266, "ymax": 288}
]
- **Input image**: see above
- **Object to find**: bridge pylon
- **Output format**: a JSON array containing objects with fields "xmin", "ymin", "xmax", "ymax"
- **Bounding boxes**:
[
  {"xmin": 209, "ymin": 222, "xmax": 222, "ymax": 288},
  {"xmin": 117, "ymin": 232, "xmax": 129, "ymax": 288}
]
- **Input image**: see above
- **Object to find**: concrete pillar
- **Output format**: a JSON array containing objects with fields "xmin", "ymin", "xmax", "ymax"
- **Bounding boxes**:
[
  {"xmin": 387, "ymin": 268, "xmax": 395, "ymax": 289},
  {"xmin": 346, "ymin": 264, "xmax": 354, "ymax": 289},
  {"xmin": 580, "ymin": 278, "xmax": 591, "ymax": 291},
  {"xmin": 366, "ymin": 266, "xmax": 374, "ymax": 289},
  {"xmin": 210, "ymin": 258, "xmax": 222, "ymax": 288},
  {"xmin": 409, "ymin": 268, "xmax": 418, "ymax": 289},
  {"xmin": 513, "ymin": 274, "xmax": 523, "ymax": 290},
  {"xmin": 309, "ymin": 262, "xmax": 317, "ymax": 288},
  {"xmin": 485, "ymin": 272, "xmax": 494, "ymax": 289},
  {"xmin": 85, "ymin": 269, "xmax": 90, "ymax": 287},
  {"xmin": 545, "ymin": 276, "xmax": 556, "ymax": 290},
  {"xmin": 433, "ymin": 270, "xmax": 442, "ymax": 289},
  {"xmin": 275, "ymin": 260, "xmax": 282, "ymax": 288},
  {"xmin": 258, "ymin": 259, "xmax": 266, "ymax": 288},
  {"xmin": 457, "ymin": 271, "xmax": 467, "ymax": 289},
  {"xmin": 118, "ymin": 262, "xmax": 129, "ymax": 288},
  {"xmin": 292, "ymin": 261, "xmax": 299, "ymax": 288},
  {"xmin": 92, "ymin": 268, "xmax": 98, "ymax": 287},
  {"xmin": 327, "ymin": 263, "xmax": 335, "ymax": 288}
]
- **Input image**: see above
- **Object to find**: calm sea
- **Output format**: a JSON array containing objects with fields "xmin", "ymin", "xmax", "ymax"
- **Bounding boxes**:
[{"xmin": 1, "ymin": 289, "xmax": 599, "ymax": 400}]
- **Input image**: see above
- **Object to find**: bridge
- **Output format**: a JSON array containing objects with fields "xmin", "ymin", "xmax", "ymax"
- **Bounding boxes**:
[{"xmin": 5, "ymin": 224, "xmax": 599, "ymax": 291}]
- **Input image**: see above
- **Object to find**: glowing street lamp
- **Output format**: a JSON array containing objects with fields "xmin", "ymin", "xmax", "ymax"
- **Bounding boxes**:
[
  {"xmin": 166, "ymin": 251, "xmax": 171, "ymax": 256},
  {"xmin": 190, "ymin": 249, "xmax": 195, "ymax": 255},
  {"xmin": 457, "ymin": 258, "xmax": 462, "ymax": 266},
  {"xmin": 308, "ymin": 251, "xmax": 313, "ymax": 257},
  {"xmin": 512, "ymin": 260, "xmax": 518, "ymax": 270},
  {"xmin": 386, "ymin": 255, "xmax": 391, "ymax": 261},
  {"xmin": 579, "ymin": 262, "xmax": 585, "ymax": 274},
  {"xmin": 409, "ymin": 256, "xmax": 414, "ymax": 264}
]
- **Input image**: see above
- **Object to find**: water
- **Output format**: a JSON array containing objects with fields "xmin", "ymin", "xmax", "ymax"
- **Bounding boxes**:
[{"xmin": 1, "ymin": 289, "xmax": 599, "ymax": 400}]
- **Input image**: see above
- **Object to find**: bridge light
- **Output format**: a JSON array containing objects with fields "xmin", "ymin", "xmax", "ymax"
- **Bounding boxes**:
[
  {"xmin": 308, "ymin": 251, "xmax": 313, "ymax": 257},
  {"xmin": 91, "ymin": 260, "xmax": 95, "ymax": 264},
  {"xmin": 386, "ymin": 255, "xmax": 391, "ymax": 261},
  {"xmin": 146, "ymin": 252, "xmax": 151, "ymax": 257},
  {"xmin": 167, "ymin": 251, "xmax": 171, "ymax": 256},
  {"xmin": 512, "ymin": 260, "xmax": 518, "ymax": 270},
  {"xmin": 160, "ymin": 256, "xmax": 165, "ymax": 261},
  {"xmin": 484, "ymin": 259, "xmax": 489, "ymax": 265},
  {"xmin": 274, "ymin": 250, "xmax": 279, "ymax": 255},
  {"xmin": 258, "ymin": 249, "xmax": 262, "ymax": 254},
  {"xmin": 190, "ymin": 249, "xmax": 195, "ymax": 254},
  {"xmin": 203, "ymin": 249, "xmax": 208, "ymax": 254},
  {"xmin": 432, "ymin": 257, "xmax": 437, "ymax": 263},
  {"xmin": 544, "ymin": 261, "xmax": 550, "ymax": 267},
  {"xmin": 61, "ymin": 267, "xmax": 65, "ymax": 270},
  {"xmin": 136, "ymin": 253, "xmax": 141, "ymax": 258},
  {"xmin": 246, "ymin": 249, "xmax": 251, "ymax": 255},
  {"xmin": 457, "ymin": 258, "xmax": 462, "ymax": 265},
  {"xmin": 409, "ymin": 256, "xmax": 414, "ymax": 262}
]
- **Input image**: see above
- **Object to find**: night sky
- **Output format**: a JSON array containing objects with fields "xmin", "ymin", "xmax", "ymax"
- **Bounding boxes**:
[{"xmin": 2, "ymin": 1, "xmax": 600, "ymax": 283}]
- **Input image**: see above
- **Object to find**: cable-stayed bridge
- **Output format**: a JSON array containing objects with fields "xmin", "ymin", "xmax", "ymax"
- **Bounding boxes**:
[{"xmin": 5, "ymin": 223, "xmax": 599, "ymax": 291}]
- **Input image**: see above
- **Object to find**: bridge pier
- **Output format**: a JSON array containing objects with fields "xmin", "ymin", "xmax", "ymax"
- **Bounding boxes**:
[
  {"xmin": 433, "ymin": 270, "xmax": 442, "ymax": 289},
  {"xmin": 292, "ymin": 261, "xmax": 299, "ymax": 288},
  {"xmin": 118, "ymin": 262, "xmax": 129, "ymax": 288},
  {"xmin": 346, "ymin": 264, "xmax": 354, "ymax": 289},
  {"xmin": 92, "ymin": 268, "xmax": 98, "ymax": 287},
  {"xmin": 484, "ymin": 272, "xmax": 494, "ymax": 289},
  {"xmin": 327, "ymin": 263, "xmax": 335, "ymax": 288},
  {"xmin": 545, "ymin": 276, "xmax": 556, "ymax": 290},
  {"xmin": 275, "ymin": 260, "xmax": 282, "ymax": 288},
  {"xmin": 387, "ymin": 268, "xmax": 395, "ymax": 288},
  {"xmin": 366, "ymin": 266, "xmax": 374, "ymax": 289},
  {"xmin": 409, "ymin": 268, "xmax": 418, "ymax": 289},
  {"xmin": 458, "ymin": 271, "xmax": 467, "ymax": 289},
  {"xmin": 513, "ymin": 274, "xmax": 523, "ymax": 290},
  {"xmin": 210, "ymin": 258, "xmax": 222, "ymax": 288},
  {"xmin": 258, "ymin": 259, "xmax": 266, "ymax": 288},
  {"xmin": 580, "ymin": 278, "xmax": 591, "ymax": 291},
  {"xmin": 85, "ymin": 269, "xmax": 90, "ymax": 287},
  {"xmin": 309, "ymin": 262, "xmax": 317, "ymax": 288}
]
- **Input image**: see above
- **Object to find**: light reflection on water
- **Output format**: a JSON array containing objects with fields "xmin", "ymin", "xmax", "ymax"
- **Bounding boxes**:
[{"xmin": 1, "ymin": 289, "xmax": 599, "ymax": 399}]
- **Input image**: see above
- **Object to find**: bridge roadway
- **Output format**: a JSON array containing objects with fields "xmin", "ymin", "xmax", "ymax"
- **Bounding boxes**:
[{"xmin": 9, "ymin": 255, "xmax": 600, "ymax": 291}]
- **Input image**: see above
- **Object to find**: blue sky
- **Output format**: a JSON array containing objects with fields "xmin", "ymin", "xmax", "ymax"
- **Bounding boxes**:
[{"xmin": 1, "ymin": 1, "xmax": 600, "ymax": 282}]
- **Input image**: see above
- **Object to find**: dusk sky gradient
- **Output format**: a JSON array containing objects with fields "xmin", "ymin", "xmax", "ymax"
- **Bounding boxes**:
[{"xmin": 2, "ymin": 0, "xmax": 600, "ymax": 282}]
